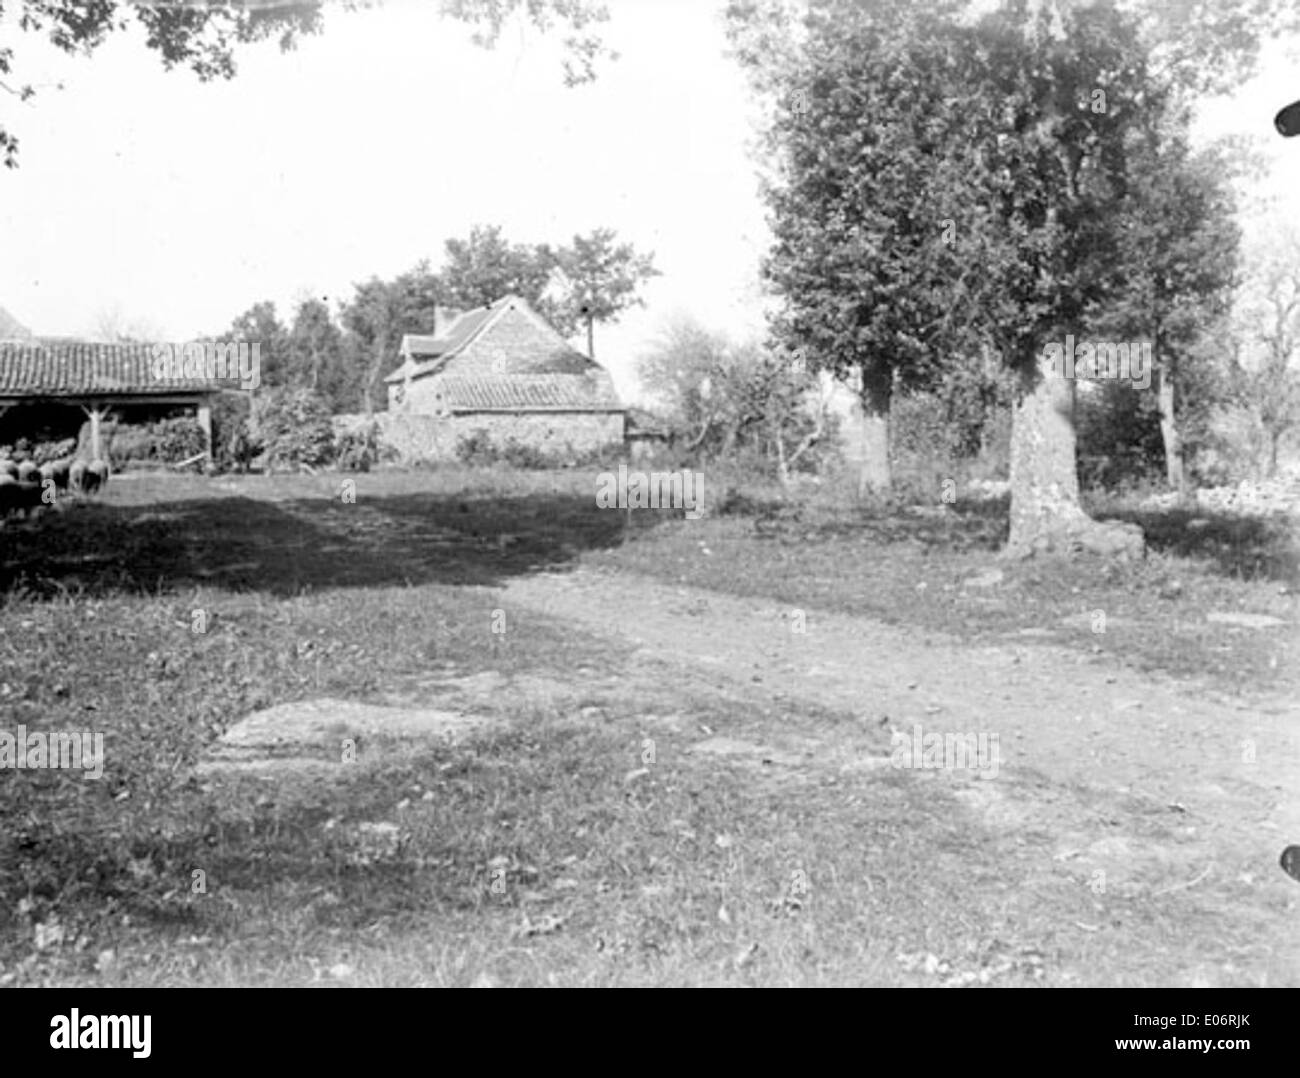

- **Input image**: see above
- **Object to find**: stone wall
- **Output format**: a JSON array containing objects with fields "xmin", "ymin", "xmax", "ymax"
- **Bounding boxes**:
[
  {"xmin": 334, "ymin": 410, "xmax": 624, "ymax": 464},
  {"xmin": 451, "ymin": 412, "xmax": 624, "ymax": 457}
]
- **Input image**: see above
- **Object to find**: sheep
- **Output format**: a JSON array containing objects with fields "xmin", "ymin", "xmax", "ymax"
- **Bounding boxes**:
[
  {"xmin": 0, "ymin": 473, "xmax": 16, "ymax": 519},
  {"xmin": 0, "ymin": 478, "xmax": 46, "ymax": 521},
  {"xmin": 0, "ymin": 459, "xmax": 16, "ymax": 479},
  {"xmin": 16, "ymin": 460, "xmax": 37, "ymax": 483},
  {"xmin": 68, "ymin": 459, "xmax": 87, "ymax": 494},
  {"xmin": 51, "ymin": 459, "xmax": 71, "ymax": 492}
]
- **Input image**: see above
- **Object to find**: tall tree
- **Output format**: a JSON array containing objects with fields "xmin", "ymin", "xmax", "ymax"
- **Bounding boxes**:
[
  {"xmin": 1, "ymin": 0, "xmax": 612, "ymax": 167},
  {"xmin": 1090, "ymin": 132, "xmax": 1241, "ymax": 493},
  {"xmin": 437, "ymin": 224, "xmax": 564, "ymax": 327},
  {"xmin": 553, "ymin": 227, "xmax": 659, "ymax": 360},
  {"xmin": 339, "ymin": 261, "xmax": 442, "ymax": 416},
  {"xmin": 286, "ymin": 296, "xmax": 347, "ymax": 408},
  {"xmin": 221, "ymin": 300, "xmax": 291, "ymax": 389},
  {"xmin": 728, "ymin": 0, "xmax": 1295, "ymax": 557},
  {"xmin": 1232, "ymin": 227, "xmax": 1300, "ymax": 477},
  {"xmin": 731, "ymin": 0, "xmax": 975, "ymax": 495}
]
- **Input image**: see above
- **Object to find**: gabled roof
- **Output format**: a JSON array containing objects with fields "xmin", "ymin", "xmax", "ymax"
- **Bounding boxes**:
[
  {"xmin": 387, "ymin": 295, "xmax": 591, "ymax": 383},
  {"xmin": 390, "ymin": 300, "xmax": 510, "ymax": 380},
  {"xmin": 0, "ymin": 305, "xmax": 32, "ymax": 340},
  {"xmin": 0, "ymin": 339, "xmax": 222, "ymax": 397}
]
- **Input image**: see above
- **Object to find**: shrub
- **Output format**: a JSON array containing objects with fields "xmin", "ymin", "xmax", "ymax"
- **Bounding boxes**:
[
  {"xmin": 256, "ymin": 387, "xmax": 335, "ymax": 469},
  {"xmin": 103, "ymin": 418, "xmax": 206, "ymax": 466},
  {"xmin": 455, "ymin": 428, "xmax": 497, "ymax": 467},
  {"xmin": 211, "ymin": 392, "xmax": 260, "ymax": 473},
  {"xmin": 335, "ymin": 421, "xmax": 384, "ymax": 472}
]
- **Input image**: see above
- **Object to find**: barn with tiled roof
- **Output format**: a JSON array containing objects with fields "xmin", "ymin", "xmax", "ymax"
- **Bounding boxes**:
[
  {"xmin": 0, "ymin": 335, "xmax": 230, "ymax": 461},
  {"xmin": 383, "ymin": 295, "xmax": 625, "ymax": 459}
]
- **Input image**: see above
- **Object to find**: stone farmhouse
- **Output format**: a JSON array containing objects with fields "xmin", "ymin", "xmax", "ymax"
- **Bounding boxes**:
[{"xmin": 381, "ymin": 295, "xmax": 626, "ymax": 461}]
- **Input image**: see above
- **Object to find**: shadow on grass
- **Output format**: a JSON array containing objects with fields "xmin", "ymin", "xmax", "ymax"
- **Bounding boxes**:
[
  {"xmin": 0, "ymin": 487, "xmax": 648, "ymax": 602},
  {"xmin": 1096, "ymin": 505, "xmax": 1299, "ymax": 585},
  {"xmin": 717, "ymin": 487, "xmax": 1297, "ymax": 582}
]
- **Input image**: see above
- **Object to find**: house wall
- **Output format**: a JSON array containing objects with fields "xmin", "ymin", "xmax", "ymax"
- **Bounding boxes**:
[
  {"xmin": 452, "ymin": 412, "xmax": 624, "ymax": 456},
  {"xmin": 455, "ymin": 307, "xmax": 590, "ymax": 375}
]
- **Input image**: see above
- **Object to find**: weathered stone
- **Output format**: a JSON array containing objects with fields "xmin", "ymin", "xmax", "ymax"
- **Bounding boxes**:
[
  {"xmin": 197, "ymin": 697, "xmax": 490, "ymax": 775},
  {"xmin": 1206, "ymin": 612, "xmax": 1287, "ymax": 629}
]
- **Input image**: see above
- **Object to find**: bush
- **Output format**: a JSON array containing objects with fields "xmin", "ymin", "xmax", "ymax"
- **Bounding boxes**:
[
  {"xmin": 257, "ymin": 388, "xmax": 335, "ymax": 470},
  {"xmin": 454, "ymin": 428, "xmax": 497, "ymax": 467},
  {"xmin": 100, "ymin": 417, "xmax": 206, "ymax": 467},
  {"xmin": 335, "ymin": 421, "xmax": 384, "ymax": 472},
  {"xmin": 1075, "ymin": 382, "xmax": 1165, "ymax": 491},
  {"xmin": 211, "ymin": 393, "xmax": 260, "ymax": 473}
]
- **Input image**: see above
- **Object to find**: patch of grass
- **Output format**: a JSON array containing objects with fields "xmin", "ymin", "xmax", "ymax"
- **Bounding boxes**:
[{"xmin": 1, "ymin": 469, "xmax": 1295, "ymax": 987}]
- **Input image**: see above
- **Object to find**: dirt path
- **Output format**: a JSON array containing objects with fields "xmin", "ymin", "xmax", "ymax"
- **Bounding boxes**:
[{"xmin": 499, "ymin": 564, "xmax": 1300, "ymax": 978}]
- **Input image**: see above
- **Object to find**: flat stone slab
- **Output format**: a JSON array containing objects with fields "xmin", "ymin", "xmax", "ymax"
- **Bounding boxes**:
[
  {"xmin": 689, "ymin": 736, "xmax": 806, "ymax": 768},
  {"xmin": 1206, "ymin": 612, "xmax": 1287, "ymax": 629},
  {"xmin": 197, "ymin": 697, "xmax": 490, "ymax": 775}
]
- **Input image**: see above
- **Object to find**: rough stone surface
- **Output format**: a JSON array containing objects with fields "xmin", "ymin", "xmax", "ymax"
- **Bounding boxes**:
[
  {"xmin": 197, "ymin": 697, "xmax": 490, "ymax": 775},
  {"xmin": 1206, "ymin": 612, "xmax": 1288, "ymax": 630}
]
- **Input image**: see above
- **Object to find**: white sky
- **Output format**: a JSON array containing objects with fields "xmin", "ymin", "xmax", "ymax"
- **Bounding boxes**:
[{"xmin": 0, "ymin": 0, "xmax": 1297, "ymax": 402}]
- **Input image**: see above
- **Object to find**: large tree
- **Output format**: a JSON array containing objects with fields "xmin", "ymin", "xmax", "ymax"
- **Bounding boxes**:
[
  {"xmin": 221, "ymin": 300, "xmax": 291, "ymax": 388},
  {"xmin": 728, "ymin": 0, "xmax": 1294, "ymax": 557},
  {"xmin": 286, "ymin": 296, "xmax": 347, "ymax": 408},
  {"xmin": 436, "ymin": 224, "xmax": 566, "ymax": 329},
  {"xmin": 339, "ymin": 261, "xmax": 442, "ymax": 416},
  {"xmin": 1231, "ymin": 226, "xmax": 1300, "ymax": 478},
  {"xmin": 1089, "ymin": 130, "xmax": 1241, "ymax": 493},
  {"xmin": 730, "ymin": 0, "xmax": 977, "ymax": 495},
  {"xmin": 0, "ymin": 0, "xmax": 612, "ymax": 167},
  {"xmin": 552, "ymin": 227, "xmax": 660, "ymax": 360}
]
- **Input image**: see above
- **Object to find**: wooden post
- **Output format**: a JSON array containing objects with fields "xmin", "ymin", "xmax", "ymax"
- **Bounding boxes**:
[
  {"xmin": 80, "ymin": 404, "xmax": 105, "ymax": 461},
  {"xmin": 197, "ymin": 399, "xmax": 213, "ymax": 462}
]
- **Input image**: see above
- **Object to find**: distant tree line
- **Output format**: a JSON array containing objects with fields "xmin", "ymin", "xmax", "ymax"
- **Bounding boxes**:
[{"xmin": 212, "ymin": 224, "xmax": 658, "ymax": 416}]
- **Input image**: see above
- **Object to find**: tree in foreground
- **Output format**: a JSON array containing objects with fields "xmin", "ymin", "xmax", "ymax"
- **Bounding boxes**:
[{"xmin": 728, "ymin": 0, "xmax": 1294, "ymax": 557}]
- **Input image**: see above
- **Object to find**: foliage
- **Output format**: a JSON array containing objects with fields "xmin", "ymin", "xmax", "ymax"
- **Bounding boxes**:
[
  {"xmin": 553, "ymin": 227, "xmax": 660, "ymax": 358},
  {"xmin": 335, "ymin": 421, "xmax": 387, "ymax": 473},
  {"xmin": 287, "ymin": 297, "xmax": 349, "ymax": 410},
  {"xmin": 106, "ymin": 418, "xmax": 207, "ymax": 466},
  {"xmin": 339, "ymin": 264, "xmax": 442, "ymax": 415},
  {"xmin": 219, "ymin": 301, "xmax": 292, "ymax": 390},
  {"xmin": 1075, "ymin": 383, "xmax": 1166, "ymax": 490},
  {"xmin": 1228, "ymin": 226, "xmax": 1300, "ymax": 476},
  {"xmin": 210, "ymin": 392, "xmax": 260, "ymax": 474},
  {"xmin": 438, "ymin": 225, "xmax": 566, "ymax": 331},
  {"xmin": 256, "ymin": 387, "xmax": 335, "ymax": 470},
  {"xmin": 637, "ymin": 316, "xmax": 832, "ymax": 478}
]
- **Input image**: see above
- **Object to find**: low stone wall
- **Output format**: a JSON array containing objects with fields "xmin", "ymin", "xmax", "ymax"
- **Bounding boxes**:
[{"xmin": 333, "ymin": 410, "xmax": 624, "ymax": 464}]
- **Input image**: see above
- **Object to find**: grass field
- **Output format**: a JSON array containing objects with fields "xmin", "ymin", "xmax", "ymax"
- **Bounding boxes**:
[{"xmin": 0, "ymin": 465, "xmax": 1296, "ymax": 986}]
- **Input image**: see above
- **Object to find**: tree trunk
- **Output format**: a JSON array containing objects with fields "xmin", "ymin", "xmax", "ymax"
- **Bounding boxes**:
[
  {"xmin": 1004, "ymin": 351, "xmax": 1144, "ymax": 560},
  {"xmin": 1156, "ymin": 359, "xmax": 1185, "ymax": 494},
  {"xmin": 586, "ymin": 317, "xmax": 595, "ymax": 361},
  {"xmin": 856, "ymin": 363, "xmax": 892, "ymax": 497},
  {"xmin": 362, "ymin": 332, "xmax": 388, "ymax": 418}
]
